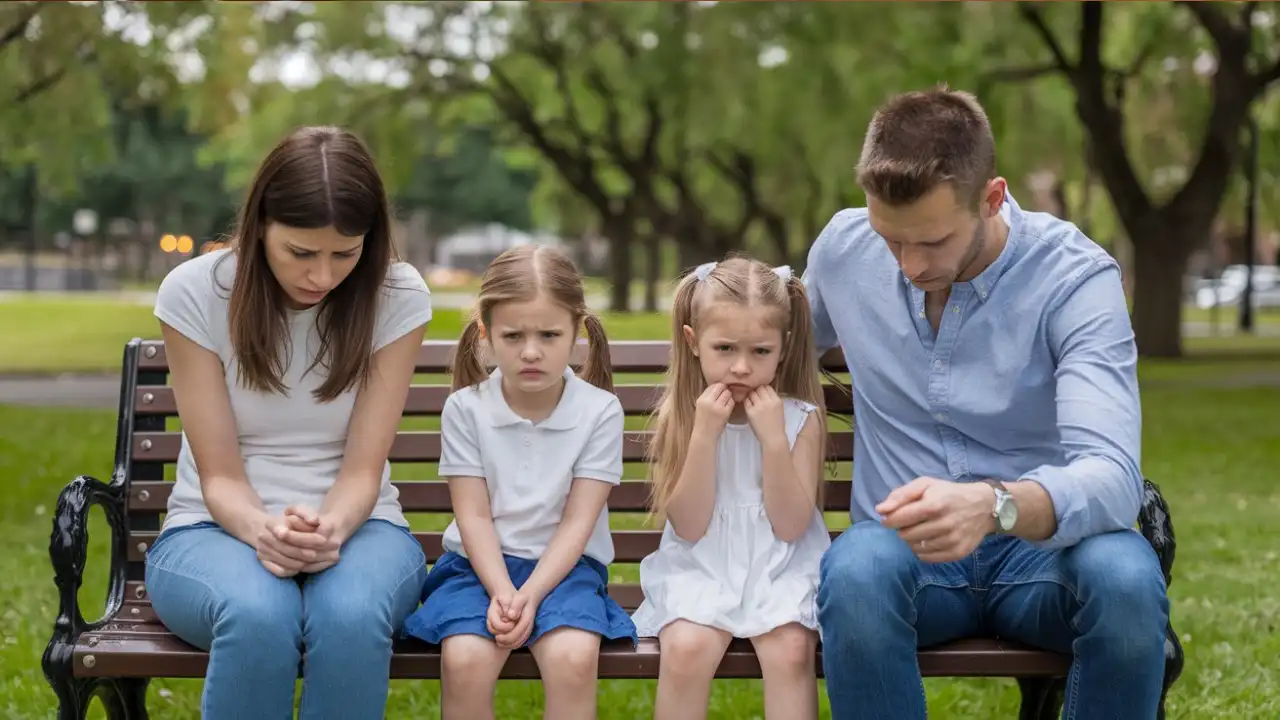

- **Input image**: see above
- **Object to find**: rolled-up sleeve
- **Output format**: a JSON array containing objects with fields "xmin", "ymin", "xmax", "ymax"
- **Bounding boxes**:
[{"xmin": 1021, "ymin": 261, "xmax": 1144, "ymax": 550}]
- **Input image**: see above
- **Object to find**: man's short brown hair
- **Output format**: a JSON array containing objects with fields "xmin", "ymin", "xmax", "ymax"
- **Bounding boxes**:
[{"xmin": 856, "ymin": 85, "xmax": 996, "ymax": 208}]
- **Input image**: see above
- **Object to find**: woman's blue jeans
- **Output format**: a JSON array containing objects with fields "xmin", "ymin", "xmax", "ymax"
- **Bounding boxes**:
[{"xmin": 144, "ymin": 518, "xmax": 427, "ymax": 719}]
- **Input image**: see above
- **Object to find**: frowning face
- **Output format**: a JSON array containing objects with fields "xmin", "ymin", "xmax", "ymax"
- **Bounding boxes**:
[
  {"xmin": 684, "ymin": 302, "xmax": 784, "ymax": 403},
  {"xmin": 263, "ymin": 222, "xmax": 365, "ymax": 309}
]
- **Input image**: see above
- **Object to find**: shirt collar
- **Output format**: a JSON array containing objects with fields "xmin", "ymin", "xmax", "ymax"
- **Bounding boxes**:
[
  {"xmin": 966, "ymin": 190, "xmax": 1024, "ymax": 303},
  {"xmin": 901, "ymin": 190, "xmax": 1026, "ymax": 303},
  {"xmin": 480, "ymin": 367, "xmax": 579, "ymax": 430}
]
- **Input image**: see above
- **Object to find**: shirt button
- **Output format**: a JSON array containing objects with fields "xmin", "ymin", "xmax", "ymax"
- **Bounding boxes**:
[
  {"xmin": 523, "ymin": 437, "xmax": 531, "ymax": 447},
  {"xmin": 932, "ymin": 360, "xmax": 943, "ymax": 370},
  {"xmin": 934, "ymin": 413, "xmax": 946, "ymax": 422}
]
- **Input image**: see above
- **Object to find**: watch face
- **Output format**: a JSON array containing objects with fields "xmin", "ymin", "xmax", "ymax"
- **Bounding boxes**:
[{"xmin": 997, "ymin": 496, "xmax": 1018, "ymax": 530}]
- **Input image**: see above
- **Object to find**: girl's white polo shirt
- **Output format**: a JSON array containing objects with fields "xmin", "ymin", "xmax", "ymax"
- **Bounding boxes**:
[{"xmin": 437, "ymin": 368, "xmax": 625, "ymax": 566}]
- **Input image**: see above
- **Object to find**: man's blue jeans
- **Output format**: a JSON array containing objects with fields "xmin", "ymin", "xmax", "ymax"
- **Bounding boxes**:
[
  {"xmin": 817, "ymin": 521, "xmax": 1169, "ymax": 719},
  {"xmin": 144, "ymin": 518, "xmax": 427, "ymax": 719}
]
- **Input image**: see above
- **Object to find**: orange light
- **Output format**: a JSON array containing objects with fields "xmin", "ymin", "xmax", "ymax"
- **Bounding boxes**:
[
  {"xmin": 159, "ymin": 234, "xmax": 177, "ymax": 252},
  {"xmin": 177, "ymin": 235, "xmax": 193, "ymax": 253}
]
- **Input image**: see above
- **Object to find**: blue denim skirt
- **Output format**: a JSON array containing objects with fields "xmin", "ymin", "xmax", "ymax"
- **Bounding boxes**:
[{"xmin": 403, "ymin": 551, "xmax": 637, "ymax": 648}]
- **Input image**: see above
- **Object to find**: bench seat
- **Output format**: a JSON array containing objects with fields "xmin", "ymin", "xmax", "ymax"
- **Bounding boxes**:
[
  {"xmin": 77, "ymin": 581, "xmax": 1070, "ymax": 680},
  {"xmin": 43, "ymin": 339, "xmax": 1180, "ymax": 720}
]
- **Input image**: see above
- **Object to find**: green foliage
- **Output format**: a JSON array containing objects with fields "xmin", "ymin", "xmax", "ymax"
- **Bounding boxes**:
[{"xmin": 0, "ymin": 1, "xmax": 216, "ymax": 193}]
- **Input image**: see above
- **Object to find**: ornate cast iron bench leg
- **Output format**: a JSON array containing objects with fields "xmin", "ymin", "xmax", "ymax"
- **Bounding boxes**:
[
  {"xmin": 1014, "ymin": 478, "xmax": 1181, "ymax": 720},
  {"xmin": 41, "ymin": 474, "xmax": 150, "ymax": 719},
  {"xmin": 1139, "ymin": 478, "xmax": 1183, "ymax": 720}
]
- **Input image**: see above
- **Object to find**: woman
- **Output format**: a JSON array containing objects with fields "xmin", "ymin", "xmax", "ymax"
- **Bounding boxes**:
[{"xmin": 143, "ymin": 125, "xmax": 431, "ymax": 718}]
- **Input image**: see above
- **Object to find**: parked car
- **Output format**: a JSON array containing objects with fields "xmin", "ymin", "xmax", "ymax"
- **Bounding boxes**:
[{"xmin": 1193, "ymin": 264, "xmax": 1280, "ymax": 310}]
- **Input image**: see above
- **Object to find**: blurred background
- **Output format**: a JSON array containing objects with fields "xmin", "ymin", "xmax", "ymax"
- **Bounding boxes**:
[{"xmin": 2, "ymin": 2, "xmax": 1278, "ymax": 718}]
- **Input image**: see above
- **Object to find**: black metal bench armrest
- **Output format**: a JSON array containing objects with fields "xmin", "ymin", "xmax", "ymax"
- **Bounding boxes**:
[{"xmin": 43, "ymin": 474, "xmax": 130, "ymax": 667}]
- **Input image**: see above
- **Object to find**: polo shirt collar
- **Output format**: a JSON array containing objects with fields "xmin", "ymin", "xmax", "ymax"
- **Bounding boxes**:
[{"xmin": 480, "ymin": 367, "xmax": 579, "ymax": 430}]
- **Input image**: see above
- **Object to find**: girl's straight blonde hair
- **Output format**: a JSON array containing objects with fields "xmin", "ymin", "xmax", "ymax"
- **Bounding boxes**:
[
  {"xmin": 450, "ymin": 244, "xmax": 613, "ymax": 393},
  {"xmin": 646, "ymin": 256, "xmax": 828, "ymax": 521}
]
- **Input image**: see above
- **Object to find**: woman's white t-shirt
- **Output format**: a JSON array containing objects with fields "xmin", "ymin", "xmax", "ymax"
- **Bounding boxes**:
[
  {"xmin": 153, "ymin": 248, "xmax": 433, "ymax": 532},
  {"xmin": 437, "ymin": 368, "xmax": 625, "ymax": 565}
]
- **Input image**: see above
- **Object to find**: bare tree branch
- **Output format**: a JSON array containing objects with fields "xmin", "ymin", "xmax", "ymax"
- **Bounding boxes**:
[
  {"xmin": 0, "ymin": 3, "xmax": 40, "ymax": 53},
  {"xmin": 1178, "ymin": 1, "xmax": 1241, "ymax": 50},
  {"xmin": 1122, "ymin": 33, "xmax": 1161, "ymax": 78},
  {"xmin": 1017, "ymin": 4, "xmax": 1073, "ymax": 73},
  {"xmin": 1239, "ymin": 0, "xmax": 1259, "ymax": 30},
  {"xmin": 1078, "ymin": 1, "xmax": 1104, "ymax": 76},
  {"xmin": 12, "ymin": 45, "xmax": 96, "ymax": 105},
  {"xmin": 1254, "ymin": 58, "xmax": 1280, "ymax": 91},
  {"xmin": 1066, "ymin": 2, "xmax": 1154, "ymax": 219}
]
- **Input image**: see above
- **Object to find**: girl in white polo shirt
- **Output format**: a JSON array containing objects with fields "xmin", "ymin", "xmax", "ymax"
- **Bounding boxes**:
[
  {"xmin": 632, "ymin": 257, "xmax": 831, "ymax": 720},
  {"xmin": 402, "ymin": 244, "xmax": 636, "ymax": 718}
]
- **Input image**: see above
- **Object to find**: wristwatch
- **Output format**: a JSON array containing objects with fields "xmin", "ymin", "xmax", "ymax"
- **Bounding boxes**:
[{"xmin": 983, "ymin": 479, "xmax": 1018, "ymax": 533}]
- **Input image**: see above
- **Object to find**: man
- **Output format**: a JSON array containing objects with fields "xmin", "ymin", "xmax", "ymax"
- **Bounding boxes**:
[{"xmin": 802, "ymin": 86, "xmax": 1170, "ymax": 718}]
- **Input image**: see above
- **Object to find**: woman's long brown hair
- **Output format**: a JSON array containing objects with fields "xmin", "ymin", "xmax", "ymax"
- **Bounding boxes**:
[
  {"xmin": 451, "ymin": 244, "xmax": 613, "ymax": 393},
  {"xmin": 219, "ymin": 125, "xmax": 403, "ymax": 402}
]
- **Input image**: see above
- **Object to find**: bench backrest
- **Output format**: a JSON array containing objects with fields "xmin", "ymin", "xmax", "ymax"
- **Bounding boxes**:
[{"xmin": 118, "ymin": 339, "xmax": 854, "ymax": 584}]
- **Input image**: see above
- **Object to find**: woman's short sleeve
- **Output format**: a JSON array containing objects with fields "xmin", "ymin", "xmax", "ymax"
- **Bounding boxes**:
[
  {"xmin": 374, "ymin": 262, "xmax": 433, "ymax": 352},
  {"xmin": 153, "ymin": 253, "xmax": 219, "ymax": 353}
]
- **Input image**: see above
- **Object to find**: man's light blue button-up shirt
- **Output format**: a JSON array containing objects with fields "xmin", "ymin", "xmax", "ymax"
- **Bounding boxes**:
[{"xmin": 802, "ymin": 194, "xmax": 1143, "ymax": 550}]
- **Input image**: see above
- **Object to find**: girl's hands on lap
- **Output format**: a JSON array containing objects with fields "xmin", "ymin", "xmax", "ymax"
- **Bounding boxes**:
[
  {"xmin": 493, "ymin": 589, "xmax": 540, "ymax": 649},
  {"xmin": 487, "ymin": 591, "xmax": 517, "ymax": 637}
]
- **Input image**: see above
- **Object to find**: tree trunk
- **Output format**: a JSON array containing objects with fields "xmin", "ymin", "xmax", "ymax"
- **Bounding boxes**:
[
  {"xmin": 605, "ymin": 217, "xmax": 633, "ymax": 313},
  {"xmin": 1130, "ymin": 225, "xmax": 1189, "ymax": 359},
  {"xmin": 643, "ymin": 236, "xmax": 660, "ymax": 312},
  {"xmin": 676, "ymin": 236, "xmax": 720, "ymax": 274}
]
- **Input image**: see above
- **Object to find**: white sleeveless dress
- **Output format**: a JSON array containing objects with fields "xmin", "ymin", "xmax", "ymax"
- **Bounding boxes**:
[{"xmin": 632, "ymin": 398, "xmax": 831, "ymax": 639}]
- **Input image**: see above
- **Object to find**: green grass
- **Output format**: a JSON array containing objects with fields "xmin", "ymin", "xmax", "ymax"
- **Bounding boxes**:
[
  {"xmin": 0, "ymin": 298, "xmax": 674, "ymax": 375},
  {"xmin": 3, "ymin": 353, "xmax": 1279, "ymax": 717},
  {"xmin": 0, "ymin": 297, "xmax": 160, "ymax": 374}
]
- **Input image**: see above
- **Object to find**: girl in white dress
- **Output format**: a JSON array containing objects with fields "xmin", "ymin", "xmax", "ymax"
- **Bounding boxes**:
[{"xmin": 633, "ymin": 256, "xmax": 831, "ymax": 720}]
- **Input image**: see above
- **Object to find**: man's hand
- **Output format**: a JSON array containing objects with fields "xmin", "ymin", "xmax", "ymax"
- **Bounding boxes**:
[{"xmin": 876, "ymin": 477, "xmax": 996, "ymax": 564}]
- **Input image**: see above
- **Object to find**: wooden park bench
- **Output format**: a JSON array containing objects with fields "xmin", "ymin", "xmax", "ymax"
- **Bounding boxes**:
[{"xmin": 43, "ymin": 337, "xmax": 1184, "ymax": 719}]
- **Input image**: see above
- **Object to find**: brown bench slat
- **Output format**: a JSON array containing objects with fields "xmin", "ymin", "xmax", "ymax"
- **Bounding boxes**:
[
  {"xmin": 126, "ymin": 480, "xmax": 855, "ymax": 513},
  {"xmin": 71, "ymin": 629, "xmax": 1070, "ymax": 680},
  {"xmin": 120, "ymin": 582, "xmax": 670, "ymax": 617},
  {"xmin": 138, "ymin": 340, "xmax": 676, "ymax": 374},
  {"xmin": 137, "ymin": 339, "xmax": 854, "ymax": 375},
  {"xmin": 134, "ymin": 383, "xmax": 856, "ymax": 416},
  {"xmin": 128, "ymin": 529, "xmax": 846, "ymax": 563},
  {"xmin": 131, "ymin": 430, "xmax": 857, "ymax": 464}
]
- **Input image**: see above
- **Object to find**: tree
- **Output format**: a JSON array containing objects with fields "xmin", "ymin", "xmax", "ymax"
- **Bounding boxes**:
[
  {"xmin": 0, "ymin": 1, "xmax": 215, "ymax": 191},
  {"xmin": 1014, "ymin": 1, "xmax": 1280, "ymax": 357}
]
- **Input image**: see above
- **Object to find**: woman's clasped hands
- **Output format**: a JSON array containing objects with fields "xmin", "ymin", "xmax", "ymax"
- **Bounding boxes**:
[{"xmin": 253, "ymin": 504, "xmax": 343, "ymax": 577}]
